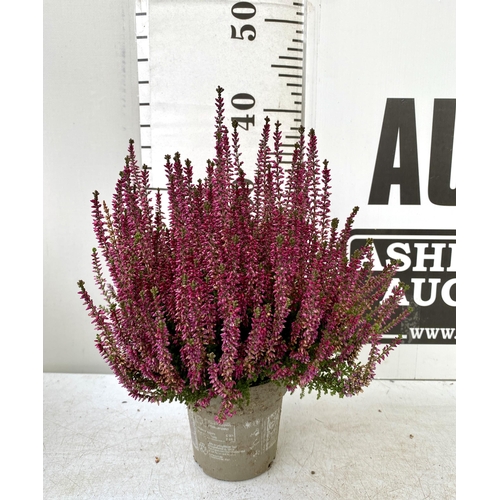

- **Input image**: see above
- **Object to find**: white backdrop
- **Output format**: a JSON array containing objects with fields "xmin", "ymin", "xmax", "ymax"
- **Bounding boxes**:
[
  {"xmin": 44, "ymin": 0, "xmax": 455, "ymax": 379},
  {"xmin": 44, "ymin": 0, "xmax": 140, "ymax": 373}
]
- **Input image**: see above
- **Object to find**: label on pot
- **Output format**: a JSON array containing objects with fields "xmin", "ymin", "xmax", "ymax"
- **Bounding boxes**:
[{"xmin": 188, "ymin": 408, "xmax": 281, "ymax": 461}]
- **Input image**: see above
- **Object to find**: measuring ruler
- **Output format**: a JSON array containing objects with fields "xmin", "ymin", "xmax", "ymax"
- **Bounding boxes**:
[{"xmin": 135, "ymin": 0, "xmax": 314, "ymax": 188}]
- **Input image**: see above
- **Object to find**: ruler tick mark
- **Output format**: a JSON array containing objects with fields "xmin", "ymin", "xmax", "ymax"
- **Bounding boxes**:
[
  {"xmin": 263, "ymin": 109, "xmax": 301, "ymax": 114},
  {"xmin": 272, "ymin": 64, "xmax": 303, "ymax": 70},
  {"xmin": 264, "ymin": 18, "xmax": 304, "ymax": 25}
]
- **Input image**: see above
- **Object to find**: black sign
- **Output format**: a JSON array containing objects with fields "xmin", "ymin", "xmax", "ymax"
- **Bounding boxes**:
[{"xmin": 348, "ymin": 229, "xmax": 456, "ymax": 344}]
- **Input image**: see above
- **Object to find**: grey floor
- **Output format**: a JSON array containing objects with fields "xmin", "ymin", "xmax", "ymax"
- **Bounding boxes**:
[{"xmin": 43, "ymin": 373, "xmax": 455, "ymax": 499}]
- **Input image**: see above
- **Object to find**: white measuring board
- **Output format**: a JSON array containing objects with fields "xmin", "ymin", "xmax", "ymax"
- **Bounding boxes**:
[{"xmin": 135, "ymin": 0, "xmax": 313, "ymax": 188}]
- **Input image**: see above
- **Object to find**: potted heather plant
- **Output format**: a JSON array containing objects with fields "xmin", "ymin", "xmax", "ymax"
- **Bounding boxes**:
[{"xmin": 78, "ymin": 87, "xmax": 409, "ymax": 481}]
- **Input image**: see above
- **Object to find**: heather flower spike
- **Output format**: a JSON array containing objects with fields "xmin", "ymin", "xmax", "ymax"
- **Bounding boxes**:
[{"xmin": 78, "ymin": 88, "xmax": 411, "ymax": 423}]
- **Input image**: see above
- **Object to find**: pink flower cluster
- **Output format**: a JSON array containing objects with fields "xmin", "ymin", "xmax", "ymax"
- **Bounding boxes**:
[{"xmin": 78, "ymin": 87, "xmax": 410, "ymax": 423}]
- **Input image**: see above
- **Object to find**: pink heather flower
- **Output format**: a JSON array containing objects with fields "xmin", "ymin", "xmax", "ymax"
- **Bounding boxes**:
[{"xmin": 78, "ymin": 87, "xmax": 411, "ymax": 423}]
